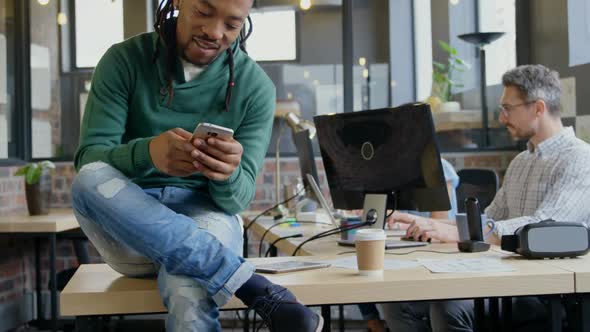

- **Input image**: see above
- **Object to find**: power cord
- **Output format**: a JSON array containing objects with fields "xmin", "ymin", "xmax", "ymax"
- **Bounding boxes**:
[
  {"xmin": 386, "ymin": 209, "xmax": 394, "ymax": 219},
  {"xmin": 291, "ymin": 221, "xmax": 371, "ymax": 256},
  {"xmin": 264, "ymin": 234, "xmax": 303, "ymax": 257},
  {"xmin": 258, "ymin": 220, "xmax": 331, "ymax": 257},
  {"xmin": 242, "ymin": 188, "xmax": 304, "ymax": 258}
]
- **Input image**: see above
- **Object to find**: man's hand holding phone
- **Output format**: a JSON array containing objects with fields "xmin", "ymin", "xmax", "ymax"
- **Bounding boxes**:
[
  {"xmin": 190, "ymin": 123, "xmax": 242, "ymax": 181},
  {"xmin": 149, "ymin": 128, "xmax": 200, "ymax": 177},
  {"xmin": 149, "ymin": 123, "xmax": 241, "ymax": 180}
]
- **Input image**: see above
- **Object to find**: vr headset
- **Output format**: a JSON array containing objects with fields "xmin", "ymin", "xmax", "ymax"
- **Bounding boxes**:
[{"xmin": 501, "ymin": 220, "xmax": 590, "ymax": 259}]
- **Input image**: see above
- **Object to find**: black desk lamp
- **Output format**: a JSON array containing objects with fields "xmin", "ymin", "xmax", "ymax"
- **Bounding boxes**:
[{"xmin": 458, "ymin": 32, "xmax": 505, "ymax": 147}]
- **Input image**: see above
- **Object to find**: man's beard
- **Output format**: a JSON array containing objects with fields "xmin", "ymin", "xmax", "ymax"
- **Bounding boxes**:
[{"xmin": 507, "ymin": 125, "xmax": 534, "ymax": 141}]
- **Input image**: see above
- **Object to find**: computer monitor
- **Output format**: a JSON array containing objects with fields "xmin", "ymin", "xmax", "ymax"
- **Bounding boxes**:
[
  {"xmin": 313, "ymin": 103, "xmax": 450, "ymax": 212},
  {"xmin": 292, "ymin": 129, "xmax": 320, "ymax": 191}
]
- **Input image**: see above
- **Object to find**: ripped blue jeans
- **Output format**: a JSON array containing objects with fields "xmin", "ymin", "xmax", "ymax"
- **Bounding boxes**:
[{"xmin": 71, "ymin": 162, "xmax": 255, "ymax": 331}]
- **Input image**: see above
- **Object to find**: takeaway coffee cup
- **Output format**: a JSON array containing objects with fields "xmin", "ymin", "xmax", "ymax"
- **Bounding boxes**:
[
  {"xmin": 355, "ymin": 229, "xmax": 386, "ymax": 276},
  {"xmin": 455, "ymin": 213, "xmax": 495, "ymax": 242}
]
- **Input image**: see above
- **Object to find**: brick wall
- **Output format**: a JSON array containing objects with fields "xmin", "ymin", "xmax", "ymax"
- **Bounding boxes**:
[{"xmin": 0, "ymin": 151, "xmax": 517, "ymax": 327}]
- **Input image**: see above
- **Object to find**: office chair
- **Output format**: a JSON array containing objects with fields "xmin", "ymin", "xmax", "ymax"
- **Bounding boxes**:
[{"xmin": 456, "ymin": 168, "xmax": 500, "ymax": 213}]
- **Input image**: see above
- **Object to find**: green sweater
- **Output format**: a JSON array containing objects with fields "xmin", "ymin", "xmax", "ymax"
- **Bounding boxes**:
[{"xmin": 75, "ymin": 33, "xmax": 276, "ymax": 215}]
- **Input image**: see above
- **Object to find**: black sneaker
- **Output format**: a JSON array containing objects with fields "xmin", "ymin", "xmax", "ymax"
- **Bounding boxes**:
[{"xmin": 249, "ymin": 284, "xmax": 323, "ymax": 332}]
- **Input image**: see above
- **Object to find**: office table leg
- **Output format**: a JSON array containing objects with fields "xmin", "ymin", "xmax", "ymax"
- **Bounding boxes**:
[
  {"xmin": 243, "ymin": 229, "xmax": 249, "ymax": 258},
  {"xmin": 243, "ymin": 310, "xmax": 250, "ymax": 332},
  {"xmin": 489, "ymin": 297, "xmax": 500, "ymax": 331},
  {"xmin": 338, "ymin": 304, "xmax": 344, "ymax": 332},
  {"xmin": 49, "ymin": 234, "xmax": 58, "ymax": 332},
  {"xmin": 501, "ymin": 297, "xmax": 512, "ymax": 332},
  {"xmin": 269, "ymin": 245, "xmax": 278, "ymax": 258},
  {"xmin": 579, "ymin": 293, "xmax": 590, "ymax": 332},
  {"xmin": 474, "ymin": 298, "xmax": 486, "ymax": 331},
  {"xmin": 35, "ymin": 238, "xmax": 43, "ymax": 326},
  {"xmin": 548, "ymin": 295, "xmax": 562, "ymax": 332},
  {"xmin": 75, "ymin": 316, "xmax": 106, "ymax": 332},
  {"xmin": 321, "ymin": 305, "xmax": 331, "ymax": 332},
  {"xmin": 75, "ymin": 316, "xmax": 91, "ymax": 332}
]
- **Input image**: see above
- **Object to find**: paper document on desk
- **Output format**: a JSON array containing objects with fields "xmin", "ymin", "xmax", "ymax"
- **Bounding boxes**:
[
  {"xmin": 317, "ymin": 256, "xmax": 420, "ymax": 270},
  {"xmin": 417, "ymin": 258, "xmax": 515, "ymax": 273}
]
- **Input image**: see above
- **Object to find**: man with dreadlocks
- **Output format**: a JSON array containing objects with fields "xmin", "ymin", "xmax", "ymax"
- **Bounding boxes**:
[{"xmin": 71, "ymin": 0, "xmax": 323, "ymax": 331}]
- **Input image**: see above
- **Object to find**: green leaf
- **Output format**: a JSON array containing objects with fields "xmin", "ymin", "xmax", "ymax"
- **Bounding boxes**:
[
  {"xmin": 25, "ymin": 164, "xmax": 41, "ymax": 185},
  {"xmin": 14, "ymin": 165, "xmax": 29, "ymax": 176},
  {"xmin": 438, "ymin": 40, "xmax": 452, "ymax": 54},
  {"xmin": 433, "ymin": 61, "xmax": 446, "ymax": 70}
]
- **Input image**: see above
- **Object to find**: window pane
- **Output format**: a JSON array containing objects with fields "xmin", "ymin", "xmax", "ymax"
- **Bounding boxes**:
[
  {"xmin": 30, "ymin": 0, "xmax": 62, "ymax": 158},
  {"xmin": 479, "ymin": 0, "xmax": 516, "ymax": 86},
  {"xmin": 413, "ymin": 0, "xmax": 433, "ymax": 101},
  {"xmin": 0, "ymin": 1, "xmax": 14, "ymax": 159},
  {"xmin": 259, "ymin": 6, "xmax": 345, "ymax": 155},
  {"xmin": 75, "ymin": 0, "xmax": 124, "ymax": 68},
  {"xmin": 248, "ymin": 9, "xmax": 297, "ymax": 62}
]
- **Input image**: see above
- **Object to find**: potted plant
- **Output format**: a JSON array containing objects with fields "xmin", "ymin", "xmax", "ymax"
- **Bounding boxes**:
[
  {"xmin": 429, "ymin": 40, "xmax": 469, "ymax": 112},
  {"xmin": 14, "ymin": 161, "xmax": 55, "ymax": 216}
]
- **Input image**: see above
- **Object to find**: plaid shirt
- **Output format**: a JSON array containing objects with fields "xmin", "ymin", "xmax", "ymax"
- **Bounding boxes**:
[{"xmin": 486, "ymin": 127, "xmax": 590, "ymax": 237}]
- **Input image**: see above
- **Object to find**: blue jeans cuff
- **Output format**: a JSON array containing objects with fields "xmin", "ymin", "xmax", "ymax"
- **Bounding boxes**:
[{"xmin": 212, "ymin": 261, "xmax": 255, "ymax": 306}]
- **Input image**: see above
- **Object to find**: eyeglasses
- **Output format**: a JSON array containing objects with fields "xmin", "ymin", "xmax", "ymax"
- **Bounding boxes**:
[{"xmin": 498, "ymin": 101, "xmax": 536, "ymax": 116}]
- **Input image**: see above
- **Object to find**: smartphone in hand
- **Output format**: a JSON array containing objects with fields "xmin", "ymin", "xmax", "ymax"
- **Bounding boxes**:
[{"xmin": 191, "ymin": 123, "xmax": 234, "ymax": 142}]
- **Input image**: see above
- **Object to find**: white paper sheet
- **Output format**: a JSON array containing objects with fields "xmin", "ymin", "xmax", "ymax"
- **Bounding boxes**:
[
  {"xmin": 317, "ymin": 256, "xmax": 421, "ymax": 271},
  {"xmin": 417, "ymin": 258, "xmax": 515, "ymax": 273}
]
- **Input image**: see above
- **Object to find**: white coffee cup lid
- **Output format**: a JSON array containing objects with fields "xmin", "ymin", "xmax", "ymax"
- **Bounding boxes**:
[{"xmin": 355, "ymin": 228, "xmax": 386, "ymax": 241}]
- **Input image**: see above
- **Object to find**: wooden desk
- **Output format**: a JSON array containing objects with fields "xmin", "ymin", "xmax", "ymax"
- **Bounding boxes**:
[
  {"xmin": 492, "ymin": 248, "xmax": 590, "ymax": 293},
  {"xmin": 0, "ymin": 208, "xmax": 79, "ymax": 332},
  {"xmin": 245, "ymin": 216, "xmax": 576, "ymax": 331},
  {"xmin": 545, "ymin": 255, "xmax": 590, "ymax": 332},
  {"xmin": 245, "ymin": 218, "xmax": 574, "ymax": 300},
  {"xmin": 60, "ymin": 215, "xmax": 579, "ymax": 332},
  {"xmin": 0, "ymin": 208, "xmax": 79, "ymax": 233},
  {"xmin": 494, "ymin": 248, "xmax": 590, "ymax": 331},
  {"xmin": 61, "ymin": 253, "xmax": 573, "ymax": 316}
]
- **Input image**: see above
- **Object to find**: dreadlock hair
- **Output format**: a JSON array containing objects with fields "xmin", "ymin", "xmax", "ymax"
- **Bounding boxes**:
[{"xmin": 153, "ymin": 0, "xmax": 253, "ymax": 112}]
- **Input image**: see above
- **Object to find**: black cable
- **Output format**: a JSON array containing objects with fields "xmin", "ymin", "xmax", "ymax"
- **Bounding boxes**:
[
  {"xmin": 264, "ymin": 234, "xmax": 303, "ymax": 257},
  {"xmin": 288, "ymin": 199, "xmax": 392, "ymax": 255},
  {"xmin": 386, "ymin": 209, "xmax": 394, "ymax": 219},
  {"xmin": 244, "ymin": 188, "xmax": 304, "ymax": 233},
  {"xmin": 258, "ymin": 220, "xmax": 331, "ymax": 257},
  {"xmin": 291, "ymin": 221, "xmax": 371, "ymax": 256},
  {"xmin": 286, "ymin": 194, "xmax": 400, "ymax": 255},
  {"xmin": 243, "ymin": 188, "xmax": 304, "ymax": 258}
]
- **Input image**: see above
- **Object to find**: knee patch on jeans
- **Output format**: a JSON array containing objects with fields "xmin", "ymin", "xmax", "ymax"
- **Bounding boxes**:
[{"xmin": 96, "ymin": 178, "xmax": 126, "ymax": 199}]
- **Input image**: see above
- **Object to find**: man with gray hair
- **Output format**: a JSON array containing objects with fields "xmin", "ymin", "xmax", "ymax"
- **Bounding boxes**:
[{"xmin": 381, "ymin": 64, "xmax": 590, "ymax": 331}]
